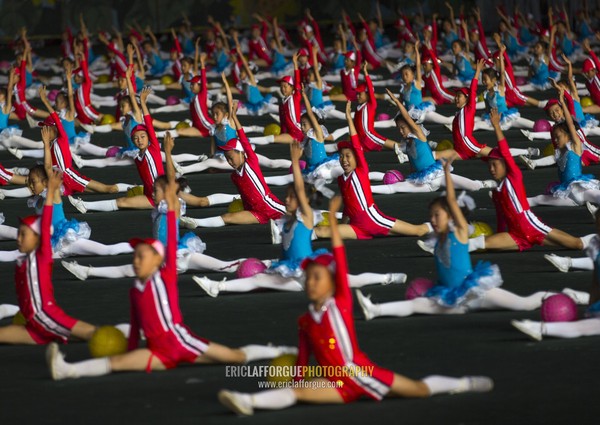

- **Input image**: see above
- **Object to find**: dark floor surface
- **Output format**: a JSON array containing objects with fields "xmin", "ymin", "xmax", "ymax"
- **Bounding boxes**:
[{"xmin": 0, "ymin": 68, "xmax": 598, "ymax": 425}]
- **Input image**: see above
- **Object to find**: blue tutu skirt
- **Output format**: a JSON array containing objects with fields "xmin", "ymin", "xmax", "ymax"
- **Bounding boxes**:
[
  {"xmin": 0, "ymin": 126, "xmax": 22, "ymax": 142},
  {"xmin": 304, "ymin": 154, "xmax": 340, "ymax": 183},
  {"xmin": 70, "ymin": 131, "xmax": 91, "ymax": 147},
  {"xmin": 581, "ymin": 114, "xmax": 599, "ymax": 130},
  {"xmin": 426, "ymin": 261, "xmax": 503, "ymax": 307},
  {"xmin": 51, "ymin": 218, "xmax": 91, "ymax": 252},
  {"xmin": 267, "ymin": 248, "xmax": 329, "ymax": 278},
  {"xmin": 483, "ymin": 108, "xmax": 520, "ymax": 129},
  {"xmin": 117, "ymin": 146, "xmax": 140, "ymax": 159},
  {"xmin": 176, "ymin": 232, "xmax": 207, "ymax": 273},
  {"xmin": 407, "ymin": 160, "xmax": 444, "ymax": 185},
  {"xmin": 552, "ymin": 175, "xmax": 600, "ymax": 203},
  {"xmin": 586, "ymin": 300, "xmax": 600, "ymax": 318},
  {"xmin": 407, "ymin": 102, "xmax": 435, "ymax": 124},
  {"xmin": 244, "ymin": 94, "xmax": 274, "ymax": 115}
]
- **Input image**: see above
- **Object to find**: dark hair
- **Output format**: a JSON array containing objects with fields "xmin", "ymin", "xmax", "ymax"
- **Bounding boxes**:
[
  {"xmin": 153, "ymin": 175, "xmax": 188, "ymax": 193},
  {"xmin": 211, "ymin": 101, "xmax": 228, "ymax": 116},
  {"xmin": 394, "ymin": 114, "xmax": 409, "ymax": 126},
  {"xmin": 534, "ymin": 40, "xmax": 548, "ymax": 50},
  {"xmin": 119, "ymin": 96, "xmax": 132, "ymax": 108},
  {"xmin": 429, "ymin": 196, "xmax": 450, "ymax": 214},
  {"xmin": 301, "ymin": 111, "xmax": 323, "ymax": 126},
  {"xmin": 400, "ymin": 64, "xmax": 415, "ymax": 74},
  {"xmin": 181, "ymin": 57, "xmax": 193, "ymax": 66},
  {"xmin": 28, "ymin": 164, "xmax": 47, "ymax": 181},
  {"xmin": 452, "ymin": 39, "xmax": 466, "ymax": 49},
  {"xmin": 482, "ymin": 68, "xmax": 499, "ymax": 80}
]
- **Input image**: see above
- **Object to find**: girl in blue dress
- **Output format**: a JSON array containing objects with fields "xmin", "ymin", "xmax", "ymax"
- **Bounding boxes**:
[
  {"xmin": 372, "ymin": 89, "xmax": 493, "ymax": 195},
  {"xmin": 192, "ymin": 141, "xmax": 406, "ymax": 297},
  {"xmin": 356, "ymin": 156, "xmax": 586, "ymax": 319},
  {"xmin": 528, "ymin": 89, "xmax": 600, "ymax": 208}
]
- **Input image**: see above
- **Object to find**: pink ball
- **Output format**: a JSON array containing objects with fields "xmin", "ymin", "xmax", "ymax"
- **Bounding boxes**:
[
  {"xmin": 541, "ymin": 294, "xmax": 578, "ymax": 322},
  {"xmin": 377, "ymin": 113, "xmax": 390, "ymax": 121},
  {"xmin": 105, "ymin": 146, "xmax": 121, "ymax": 158},
  {"xmin": 237, "ymin": 258, "xmax": 267, "ymax": 278},
  {"xmin": 544, "ymin": 181, "xmax": 559, "ymax": 195},
  {"xmin": 441, "ymin": 74, "xmax": 449, "ymax": 82},
  {"xmin": 533, "ymin": 119, "xmax": 552, "ymax": 133},
  {"xmin": 166, "ymin": 95, "xmax": 180, "ymax": 105},
  {"xmin": 405, "ymin": 278, "xmax": 434, "ymax": 300},
  {"xmin": 288, "ymin": 160, "xmax": 306, "ymax": 173},
  {"xmin": 47, "ymin": 89, "xmax": 60, "ymax": 102},
  {"xmin": 383, "ymin": 170, "xmax": 405, "ymax": 185},
  {"xmin": 515, "ymin": 76, "xmax": 527, "ymax": 86}
]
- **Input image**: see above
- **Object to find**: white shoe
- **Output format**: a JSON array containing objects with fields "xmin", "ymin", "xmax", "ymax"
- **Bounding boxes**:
[
  {"xmin": 218, "ymin": 390, "xmax": 254, "ymax": 416},
  {"xmin": 172, "ymin": 160, "xmax": 184, "ymax": 177},
  {"xmin": 383, "ymin": 273, "xmax": 407, "ymax": 285},
  {"xmin": 249, "ymin": 125, "xmax": 264, "ymax": 133},
  {"xmin": 61, "ymin": 261, "xmax": 90, "ymax": 281},
  {"xmin": 544, "ymin": 254, "xmax": 571, "ymax": 273},
  {"xmin": 71, "ymin": 153, "xmax": 84, "ymax": 169},
  {"xmin": 8, "ymin": 147, "xmax": 23, "ymax": 159},
  {"xmin": 192, "ymin": 276, "xmax": 220, "ymax": 297},
  {"xmin": 511, "ymin": 319, "xmax": 543, "ymax": 341},
  {"xmin": 179, "ymin": 215, "xmax": 198, "ymax": 229},
  {"xmin": 10, "ymin": 167, "xmax": 29, "ymax": 176},
  {"xmin": 527, "ymin": 147, "xmax": 540, "ymax": 157},
  {"xmin": 270, "ymin": 219, "xmax": 282, "ymax": 244},
  {"xmin": 25, "ymin": 114, "xmax": 38, "ymax": 129},
  {"xmin": 272, "ymin": 345, "xmax": 299, "ymax": 356},
  {"xmin": 520, "ymin": 129, "xmax": 534, "ymax": 141},
  {"xmin": 197, "ymin": 154, "xmax": 208, "ymax": 162},
  {"xmin": 427, "ymin": 141, "xmax": 438, "ymax": 150},
  {"xmin": 444, "ymin": 123, "xmax": 453, "ymax": 132},
  {"xmin": 452, "ymin": 376, "xmax": 494, "ymax": 394},
  {"xmin": 481, "ymin": 180, "xmax": 497, "ymax": 189},
  {"xmin": 46, "ymin": 342, "xmax": 74, "ymax": 380},
  {"xmin": 0, "ymin": 190, "xmax": 5, "ymax": 200},
  {"xmin": 394, "ymin": 144, "xmax": 409, "ymax": 164},
  {"xmin": 80, "ymin": 123, "xmax": 95, "ymax": 134},
  {"xmin": 417, "ymin": 239, "xmax": 435, "ymax": 255},
  {"xmin": 0, "ymin": 304, "xmax": 19, "ymax": 319},
  {"xmin": 518, "ymin": 155, "xmax": 535, "ymax": 170},
  {"xmin": 586, "ymin": 201, "xmax": 598, "ymax": 219},
  {"xmin": 269, "ymin": 113, "xmax": 280, "ymax": 123},
  {"xmin": 68, "ymin": 196, "xmax": 88, "ymax": 214},
  {"xmin": 355, "ymin": 290, "xmax": 376, "ymax": 321},
  {"xmin": 561, "ymin": 287, "xmax": 591, "ymax": 305}
]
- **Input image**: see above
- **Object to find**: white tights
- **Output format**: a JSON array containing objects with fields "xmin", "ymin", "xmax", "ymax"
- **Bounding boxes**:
[
  {"xmin": 541, "ymin": 318, "xmax": 600, "ymax": 338},
  {"xmin": 55, "ymin": 240, "xmax": 133, "ymax": 258},
  {"xmin": 528, "ymin": 190, "xmax": 600, "ymax": 207},
  {"xmin": 371, "ymin": 174, "xmax": 485, "ymax": 194},
  {"xmin": 0, "ymin": 224, "xmax": 18, "ymax": 240}
]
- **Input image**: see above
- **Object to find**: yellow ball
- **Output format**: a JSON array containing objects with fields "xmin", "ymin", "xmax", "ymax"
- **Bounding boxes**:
[
  {"xmin": 581, "ymin": 96, "xmax": 594, "ymax": 108},
  {"xmin": 160, "ymin": 75, "xmax": 174, "ymax": 85},
  {"xmin": 175, "ymin": 121, "xmax": 190, "ymax": 130},
  {"xmin": 542, "ymin": 143, "xmax": 555, "ymax": 157},
  {"xmin": 88, "ymin": 325, "xmax": 128, "ymax": 358},
  {"xmin": 12, "ymin": 311, "xmax": 26, "ymax": 326},
  {"xmin": 96, "ymin": 74, "xmax": 110, "ymax": 83},
  {"xmin": 470, "ymin": 221, "xmax": 494, "ymax": 238},
  {"xmin": 100, "ymin": 114, "xmax": 116, "ymax": 125},
  {"xmin": 227, "ymin": 198, "xmax": 244, "ymax": 213},
  {"xmin": 267, "ymin": 354, "xmax": 297, "ymax": 383},
  {"xmin": 264, "ymin": 123, "xmax": 281, "ymax": 137},
  {"xmin": 317, "ymin": 211, "xmax": 330, "ymax": 227},
  {"xmin": 329, "ymin": 86, "xmax": 343, "ymax": 96},
  {"xmin": 126, "ymin": 186, "xmax": 144, "ymax": 197},
  {"xmin": 435, "ymin": 139, "xmax": 454, "ymax": 152},
  {"xmin": 477, "ymin": 93, "xmax": 484, "ymax": 102}
]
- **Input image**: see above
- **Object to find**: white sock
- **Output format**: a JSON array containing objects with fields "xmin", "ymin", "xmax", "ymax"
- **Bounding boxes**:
[
  {"xmin": 468, "ymin": 235, "xmax": 485, "ymax": 252},
  {"xmin": 532, "ymin": 156, "xmax": 556, "ymax": 167},
  {"xmin": 527, "ymin": 195, "xmax": 577, "ymax": 207},
  {"xmin": 424, "ymin": 111, "xmax": 453, "ymax": 125},
  {"xmin": 249, "ymin": 135, "xmax": 275, "ymax": 145},
  {"xmin": 187, "ymin": 254, "xmax": 242, "ymax": 273},
  {"xmin": 509, "ymin": 148, "xmax": 530, "ymax": 156},
  {"xmin": 116, "ymin": 183, "xmax": 132, "ymax": 192},
  {"xmin": 84, "ymin": 199, "xmax": 119, "ymax": 212},
  {"xmin": 264, "ymin": 174, "xmax": 294, "ymax": 186},
  {"xmin": 219, "ymin": 274, "xmax": 302, "ymax": 293},
  {"xmin": 324, "ymin": 144, "xmax": 338, "ymax": 153},
  {"xmin": 375, "ymin": 297, "xmax": 461, "ymax": 317},
  {"xmin": 206, "ymin": 194, "xmax": 238, "ymax": 206},
  {"xmin": 68, "ymin": 357, "xmax": 111, "ymax": 377},
  {"xmin": 422, "ymin": 375, "xmax": 467, "ymax": 395},
  {"xmin": 241, "ymin": 344, "xmax": 285, "ymax": 363},
  {"xmin": 79, "ymin": 158, "xmax": 133, "ymax": 168},
  {"xmin": 476, "ymin": 288, "xmax": 550, "ymax": 311},
  {"xmin": 8, "ymin": 135, "xmax": 43, "ymax": 149},
  {"xmin": 543, "ymin": 318, "xmax": 600, "ymax": 338},
  {"xmin": 256, "ymin": 155, "xmax": 291, "ymax": 169},
  {"xmin": 444, "ymin": 174, "xmax": 483, "ymax": 191},
  {"xmin": 368, "ymin": 171, "xmax": 385, "ymax": 181},
  {"xmin": 0, "ymin": 249, "xmax": 23, "ymax": 262},
  {"xmin": 76, "ymin": 143, "xmax": 108, "ymax": 157},
  {"xmin": 348, "ymin": 273, "xmax": 392, "ymax": 288},
  {"xmin": 93, "ymin": 124, "xmax": 113, "ymax": 133},
  {"xmin": 331, "ymin": 127, "xmax": 349, "ymax": 140},
  {"xmin": 60, "ymin": 240, "xmax": 133, "ymax": 257},
  {"xmin": 1, "ymin": 187, "xmax": 33, "ymax": 198},
  {"xmin": 571, "ymin": 257, "xmax": 593, "ymax": 270},
  {"xmin": 194, "ymin": 216, "xmax": 226, "ymax": 227},
  {"xmin": 0, "ymin": 224, "xmax": 18, "ymax": 240},
  {"xmin": 250, "ymin": 389, "xmax": 297, "ymax": 409},
  {"xmin": 89, "ymin": 264, "xmax": 135, "ymax": 278}
]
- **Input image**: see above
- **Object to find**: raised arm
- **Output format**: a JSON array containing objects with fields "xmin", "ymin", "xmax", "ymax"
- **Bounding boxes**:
[
  {"xmin": 561, "ymin": 53, "xmax": 579, "ymax": 101},
  {"xmin": 414, "ymin": 40, "xmax": 423, "ymax": 89},
  {"xmin": 272, "ymin": 17, "xmax": 284, "ymax": 52},
  {"xmin": 497, "ymin": 43, "xmax": 506, "ymax": 93},
  {"xmin": 163, "ymin": 132, "xmax": 177, "ymax": 182},
  {"xmin": 346, "ymin": 101, "xmax": 357, "ymax": 137},
  {"xmin": 41, "ymin": 126, "xmax": 55, "ymax": 177},
  {"xmin": 163, "ymin": 178, "xmax": 180, "ymax": 273},
  {"xmin": 64, "ymin": 62, "xmax": 76, "ymax": 120},
  {"xmin": 39, "ymin": 85, "xmax": 56, "ymax": 115},
  {"xmin": 5, "ymin": 69, "xmax": 15, "ymax": 114},
  {"xmin": 145, "ymin": 25, "xmax": 159, "ymax": 49},
  {"xmin": 125, "ymin": 64, "xmax": 142, "ymax": 121},
  {"xmin": 443, "ymin": 158, "xmax": 469, "ymax": 241},
  {"xmin": 559, "ymin": 89, "xmax": 582, "ymax": 156},
  {"xmin": 221, "ymin": 72, "xmax": 234, "ymax": 110},
  {"xmin": 385, "ymin": 88, "xmax": 426, "ymax": 140},
  {"xmin": 445, "ymin": 2, "xmax": 457, "ymax": 33},
  {"xmin": 232, "ymin": 32, "xmax": 256, "ymax": 85},
  {"xmin": 290, "ymin": 142, "xmax": 314, "ymax": 228},
  {"xmin": 193, "ymin": 37, "xmax": 201, "ymax": 75},
  {"xmin": 139, "ymin": 87, "xmax": 157, "ymax": 144},
  {"xmin": 311, "ymin": 46, "xmax": 323, "ymax": 89},
  {"xmin": 301, "ymin": 90, "xmax": 324, "ymax": 142}
]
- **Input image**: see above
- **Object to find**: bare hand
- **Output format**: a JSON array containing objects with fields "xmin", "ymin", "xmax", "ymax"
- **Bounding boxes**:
[
  {"xmin": 290, "ymin": 141, "xmax": 303, "ymax": 162},
  {"xmin": 41, "ymin": 125, "xmax": 54, "ymax": 145},
  {"xmin": 164, "ymin": 131, "xmax": 174, "ymax": 153},
  {"xmin": 489, "ymin": 108, "xmax": 501, "ymax": 127},
  {"xmin": 140, "ymin": 86, "xmax": 152, "ymax": 103},
  {"xmin": 329, "ymin": 195, "xmax": 342, "ymax": 215},
  {"xmin": 47, "ymin": 169, "xmax": 63, "ymax": 192}
]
